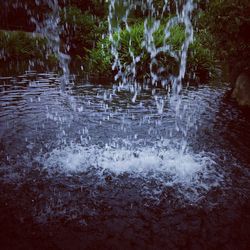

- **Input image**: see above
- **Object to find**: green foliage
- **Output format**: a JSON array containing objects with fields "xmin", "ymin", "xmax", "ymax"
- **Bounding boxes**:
[
  {"xmin": 61, "ymin": 6, "xmax": 107, "ymax": 57},
  {"xmin": 66, "ymin": 0, "xmax": 108, "ymax": 18},
  {"xmin": 0, "ymin": 30, "xmax": 60, "ymax": 74},
  {"xmin": 0, "ymin": 30, "xmax": 47, "ymax": 60},
  {"xmin": 198, "ymin": 0, "xmax": 250, "ymax": 61},
  {"xmin": 189, "ymin": 29, "xmax": 219, "ymax": 80},
  {"xmin": 2, "ymin": 0, "xmax": 245, "ymax": 83},
  {"xmin": 85, "ymin": 36, "xmax": 112, "ymax": 75},
  {"xmin": 86, "ymin": 21, "xmax": 218, "ymax": 81}
]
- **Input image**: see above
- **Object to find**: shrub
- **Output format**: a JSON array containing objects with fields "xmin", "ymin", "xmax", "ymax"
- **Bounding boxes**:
[
  {"xmin": 60, "ymin": 6, "xmax": 107, "ymax": 58},
  {"xmin": 197, "ymin": 0, "xmax": 250, "ymax": 61},
  {"xmin": 84, "ymin": 36, "xmax": 112, "ymax": 75},
  {"xmin": 86, "ymin": 21, "xmax": 218, "ymax": 82},
  {"xmin": 0, "ymin": 30, "xmax": 47, "ymax": 60}
]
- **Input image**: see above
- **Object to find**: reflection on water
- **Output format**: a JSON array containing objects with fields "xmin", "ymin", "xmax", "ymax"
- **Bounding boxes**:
[{"xmin": 0, "ymin": 72, "xmax": 250, "ymax": 249}]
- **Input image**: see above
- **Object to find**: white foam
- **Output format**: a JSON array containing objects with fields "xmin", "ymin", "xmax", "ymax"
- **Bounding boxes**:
[
  {"xmin": 98, "ymin": 146, "xmax": 205, "ymax": 178},
  {"xmin": 40, "ymin": 142, "xmax": 217, "ymax": 184}
]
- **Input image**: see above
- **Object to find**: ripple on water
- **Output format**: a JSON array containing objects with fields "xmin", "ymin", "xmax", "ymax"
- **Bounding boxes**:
[{"xmin": 0, "ymin": 74, "xmax": 248, "ymax": 205}]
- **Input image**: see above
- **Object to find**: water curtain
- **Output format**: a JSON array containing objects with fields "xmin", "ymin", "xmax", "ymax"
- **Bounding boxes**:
[
  {"xmin": 108, "ymin": 0, "xmax": 194, "ymax": 98},
  {"xmin": 108, "ymin": 0, "xmax": 195, "ymax": 151},
  {"xmin": 31, "ymin": 0, "xmax": 70, "ymax": 88}
]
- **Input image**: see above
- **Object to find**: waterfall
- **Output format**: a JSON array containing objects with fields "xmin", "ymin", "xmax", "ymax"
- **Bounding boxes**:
[
  {"xmin": 108, "ymin": 0, "xmax": 194, "ymax": 92},
  {"xmin": 31, "ymin": 0, "xmax": 70, "ymax": 89},
  {"xmin": 108, "ymin": 0, "xmax": 195, "ymax": 152}
]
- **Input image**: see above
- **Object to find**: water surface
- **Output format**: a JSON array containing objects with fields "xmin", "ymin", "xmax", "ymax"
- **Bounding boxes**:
[{"xmin": 0, "ymin": 72, "xmax": 250, "ymax": 249}]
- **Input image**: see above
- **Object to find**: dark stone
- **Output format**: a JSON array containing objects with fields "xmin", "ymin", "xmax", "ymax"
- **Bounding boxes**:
[
  {"xmin": 232, "ymin": 71, "xmax": 250, "ymax": 106},
  {"xmin": 228, "ymin": 59, "xmax": 250, "ymax": 88}
]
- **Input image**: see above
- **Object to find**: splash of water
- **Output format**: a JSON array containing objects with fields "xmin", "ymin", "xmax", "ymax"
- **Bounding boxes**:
[
  {"xmin": 38, "ymin": 139, "xmax": 224, "ymax": 202},
  {"xmin": 36, "ymin": 0, "xmax": 212, "ymax": 188},
  {"xmin": 2, "ymin": 1, "xmax": 223, "ymax": 194}
]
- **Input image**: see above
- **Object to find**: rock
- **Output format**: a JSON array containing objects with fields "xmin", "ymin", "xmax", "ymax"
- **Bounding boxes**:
[
  {"xmin": 228, "ymin": 59, "xmax": 249, "ymax": 88},
  {"xmin": 232, "ymin": 71, "xmax": 250, "ymax": 106}
]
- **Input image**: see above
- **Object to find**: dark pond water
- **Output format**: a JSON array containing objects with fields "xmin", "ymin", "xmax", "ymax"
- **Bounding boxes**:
[{"xmin": 0, "ymin": 72, "xmax": 250, "ymax": 249}]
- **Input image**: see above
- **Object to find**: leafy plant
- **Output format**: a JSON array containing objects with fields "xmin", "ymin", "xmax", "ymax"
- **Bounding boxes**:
[
  {"xmin": 197, "ymin": 0, "xmax": 250, "ymax": 61},
  {"xmin": 60, "ymin": 6, "xmax": 107, "ymax": 57},
  {"xmin": 86, "ymin": 21, "xmax": 218, "ymax": 82},
  {"xmin": 84, "ymin": 36, "xmax": 112, "ymax": 75},
  {"xmin": 0, "ymin": 30, "xmax": 47, "ymax": 60}
]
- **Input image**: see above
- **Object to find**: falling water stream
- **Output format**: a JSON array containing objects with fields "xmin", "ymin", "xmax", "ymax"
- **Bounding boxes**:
[
  {"xmin": 30, "ymin": 0, "xmax": 71, "ymax": 88},
  {"xmin": 0, "ymin": 0, "xmax": 250, "ymax": 249}
]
